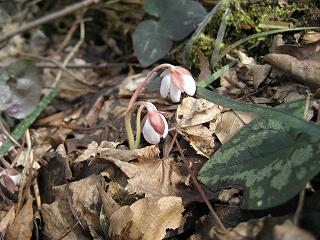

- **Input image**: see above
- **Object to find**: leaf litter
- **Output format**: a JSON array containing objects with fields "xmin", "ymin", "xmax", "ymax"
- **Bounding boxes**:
[{"xmin": 0, "ymin": 1, "xmax": 320, "ymax": 240}]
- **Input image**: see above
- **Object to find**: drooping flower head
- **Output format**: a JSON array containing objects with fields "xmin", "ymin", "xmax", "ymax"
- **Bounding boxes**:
[
  {"xmin": 142, "ymin": 102, "xmax": 168, "ymax": 145},
  {"xmin": 160, "ymin": 66, "xmax": 196, "ymax": 103},
  {"xmin": 127, "ymin": 64, "xmax": 196, "ymax": 112}
]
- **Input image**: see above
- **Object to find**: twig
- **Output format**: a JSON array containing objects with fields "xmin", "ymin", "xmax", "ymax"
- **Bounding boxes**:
[
  {"xmin": 57, "ymin": 15, "xmax": 85, "ymax": 53},
  {"xmin": 16, "ymin": 129, "xmax": 32, "ymax": 213},
  {"xmin": 0, "ymin": 120, "xmax": 21, "ymax": 147},
  {"xmin": 35, "ymin": 62, "xmax": 127, "ymax": 69},
  {"xmin": 174, "ymin": 134, "xmax": 225, "ymax": 230},
  {"xmin": 53, "ymin": 21, "xmax": 85, "ymax": 87},
  {"xmin": 0, "ymin": 0, "xmax": 100, "ymax": 45},
  {"xmin": 20, "ymin": 52, "xmax": 85, "ymax": 83}
]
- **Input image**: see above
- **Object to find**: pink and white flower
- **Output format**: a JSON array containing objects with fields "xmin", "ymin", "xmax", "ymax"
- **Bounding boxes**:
[
  {"xmin": 142, "ymin": 103, "xmax": 168, "ymax": 144},
  {"xmin": 160, "ymin": 66, "xmax": 196, "ymax": 103}
]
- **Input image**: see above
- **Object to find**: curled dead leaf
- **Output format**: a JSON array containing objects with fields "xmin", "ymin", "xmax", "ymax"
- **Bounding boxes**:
[
  {"xmin": 75, "ymin": 141, "xmax": 159, "ymax": 163},
  {"xmin": 176, "ymin": 97, "xmax": 222, "ymax": 157},
  {"xmin": 108, "ymin": 196, "xmax": 184, "ymax": 240},
  {"xmin": 264, "ymin": 53, "xmax": 320, "ymax": 90},
  {"xmin": 5, "ymin": 198, "xmax": 33, "ymax": 240}
]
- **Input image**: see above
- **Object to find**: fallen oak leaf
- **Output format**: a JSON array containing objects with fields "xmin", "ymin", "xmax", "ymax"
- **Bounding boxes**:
[
  {"xmin": 98, "ymin": 156, "xmax": 185, "ymax": 198},
  {"xmin": 75, "ymin": 141, "xmax": 159, "ymax": 163},
  {"xmin": 108, "ymin": 196, "xmax": 184, "ymax": 240}
]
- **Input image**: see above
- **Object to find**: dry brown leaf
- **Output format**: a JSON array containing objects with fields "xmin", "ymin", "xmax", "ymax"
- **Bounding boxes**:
[
  {"xmin": 197, "ymin": 215, "xmax": 265, "ymax": 240},
  {"xmin": 75, "ymin": 141, "xmax": 159, "ymax": 163},
  {"xmin": 0, "ymin": 206, "xmax": 15, "ymax": 237},
  {"xmin": 118, "ymin": 71, "xmax": 147, "ymax": 97},
  {"xmin": 218, "ymin": 69, "xmax": 246, "ymax": 97},
  {"xmin": 176, "ymin": 97, "xmax": 222, "ymax": 157},
  {"xmin": 271, "ymin": 82, "xmax": 308, "ymax": 103},
  {"xmin": 179, "ymin": 125, "xmax": 216, "ymax": 157},
  {"xmin": 273, "ymin": 220, "xmax": 315, "ymax": 240},
  {"xmin": 196, "ymin": 48, "xmax": 211, "ymax": 80},
  {"xmin": 213, "ymin": 110, "xmax": 253, "ymax": 144},
  {"xmin": 68, "ymin": 175, "xmax": 105, "ymax": 233},
  {"xmin": 102, "ymin": 156, "xmax": 184, "ymax": 197},
  {"xmin": 236, "ymin": 50, "xmax": 256, "ymax": 65},
  {"xmin": 176, "ymin": 97, "xmax": 222, "ymax": 128},
  {"xmin": 108, "ymin": 196, "xmax": 184, "ymax": 240},
  {"xmin": 5, "ymin": 198, "xmax": 33, "ymax": 240},
  {"xmin": 303, "ymin": 32, "xmax": 320, "ymax": 43},
  {"xmin": 42, "ymin": 185, "xmax": 87, "ymax": 240},
  {"xmin": 216, "ymin": 218, "xmax": 264, "ymax": 240},
  {"xmin": 273, "ymin": 40, "xmax": 320, "ymax": 60},
  {"xmin": 264, "ymin": 53, "xmax": 320, "ymax": 90}
]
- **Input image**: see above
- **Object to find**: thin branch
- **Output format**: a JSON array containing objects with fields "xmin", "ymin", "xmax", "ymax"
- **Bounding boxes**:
[
  {"xmin": 53, "ymin": 21, "xmax": 85, "ymax": 87},
  {"xmin": 35, "ymin": 62, "xmax": 127, "ymax": 69},
  {"xmin": 20, "ymin": 52, "xmax": 85, "ymax": 83},
  {"xmin": 0, "ymin": 0, "xmax": 101, "ymax": 45},
  {"xmin": 174, "ymin": 135, "xmax": 225, "ymax": 230}
]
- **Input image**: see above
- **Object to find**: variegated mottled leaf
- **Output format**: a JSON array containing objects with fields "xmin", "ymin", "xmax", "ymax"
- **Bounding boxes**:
[{"xmin": 198, "ymin": 100, "xmax": 320, "ymax": 209}]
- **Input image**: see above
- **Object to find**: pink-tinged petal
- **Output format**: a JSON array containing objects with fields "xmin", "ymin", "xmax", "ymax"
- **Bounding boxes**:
[
  {"xmin": 171, "ymin": 71, "xmax": 185, "ymax": 92},
  {"xmin": 183, "ymin": 74, "xmax": 196, "ymax": 96},
  {"xmin": 145, "ymin": 102, "xmax": 157, "ymax": 111},
  {"xmin": 160, "ymin": 68, "xmax": 170, "ymax": 78},
  {"xmin": 175, "ymin": 66, "xmax": 192, "ymax": 76},
  {"xmin": 148, "ymin": 110, "xmax": 165, "ymax": 134},
  {"xmin": 160, "ymin": 74, "xmax": 171, "ymax": 98},
  {"xmin": 1, "ymin": 174, "xmax": 16, "ymax": 193},
  {"xmin": 160, "ymin": 114, "xmax": 168, "ymax": 138},
  {"xmin": 142, "ymin": 117, "xmax": 161, "ymax": 144},
  {"xmin": 170, "ymin": 84, "xmax": 181, "ymax": 103}
]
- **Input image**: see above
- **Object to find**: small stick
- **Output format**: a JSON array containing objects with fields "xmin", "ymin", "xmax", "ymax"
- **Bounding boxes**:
[
  {"xmin": 53, "ymin": 21, "xmax": 85, "ymax": 87},
  {"xmin": 20, "ymin": 52, "xmax": 85, "ymax": 83},
  {"xmin": 0, "ymin": 119, "xmax": 21, "ymax": 147},
  {"xmin": 0, "ymin": 0, "xmax": 102, "ymax": 45},
  {"xmin": 174, "ymin": 135, "xmax": 225, "ymax": 230}
]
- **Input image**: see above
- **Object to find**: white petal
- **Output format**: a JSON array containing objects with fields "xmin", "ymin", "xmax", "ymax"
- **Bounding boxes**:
[
  {"xmin": 183, "ymin": 74, "xmax": 196, "ymax": 96},
  {"xmin": 142, "ymin": 117, "xmax": 160, "ymax": 144},
  {"xmin": 9, "ymin": 174, "xmax": 20, "ymax": 185},
  {"xmin": 160, "ymin": 114, "xmax": 168, "ymax": 138},
  {"xmin": 169, "ymin": 84, "xmax": 181, "ymax": 103},
  {"xmin": 160, "ymin": 74, "xmax": 171, "ymax": 98}
]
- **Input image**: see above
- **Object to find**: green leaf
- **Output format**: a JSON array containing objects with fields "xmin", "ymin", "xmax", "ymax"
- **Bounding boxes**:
[
  {"xmin": 158, "ymin": 0, "xmax": 207, "ymax": 41},
  {"xmin": 198, "ymin": 99, "xmax": 320, "ymax": 209},
  {"xmin": 197, "ymin": 87, "xmax": 320, "ymax": 138},
  {"xmin": 132, "ymin": 20, "xmax": 172, "ymax": 67}
]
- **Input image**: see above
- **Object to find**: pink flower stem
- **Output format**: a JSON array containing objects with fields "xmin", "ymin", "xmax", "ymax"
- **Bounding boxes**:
[{"xmin": 126, "ymin": 63, "xmax": 173, "ymax": 112}]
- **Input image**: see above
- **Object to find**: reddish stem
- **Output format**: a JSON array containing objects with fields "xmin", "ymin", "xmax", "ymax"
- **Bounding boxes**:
[
  {"xmin": 127, "ymin": 63, "xmax": 173, "ymax": 112},
  {"xmin": 174, "ymin": 135, "xmax": 225, "ymax": 230}
]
